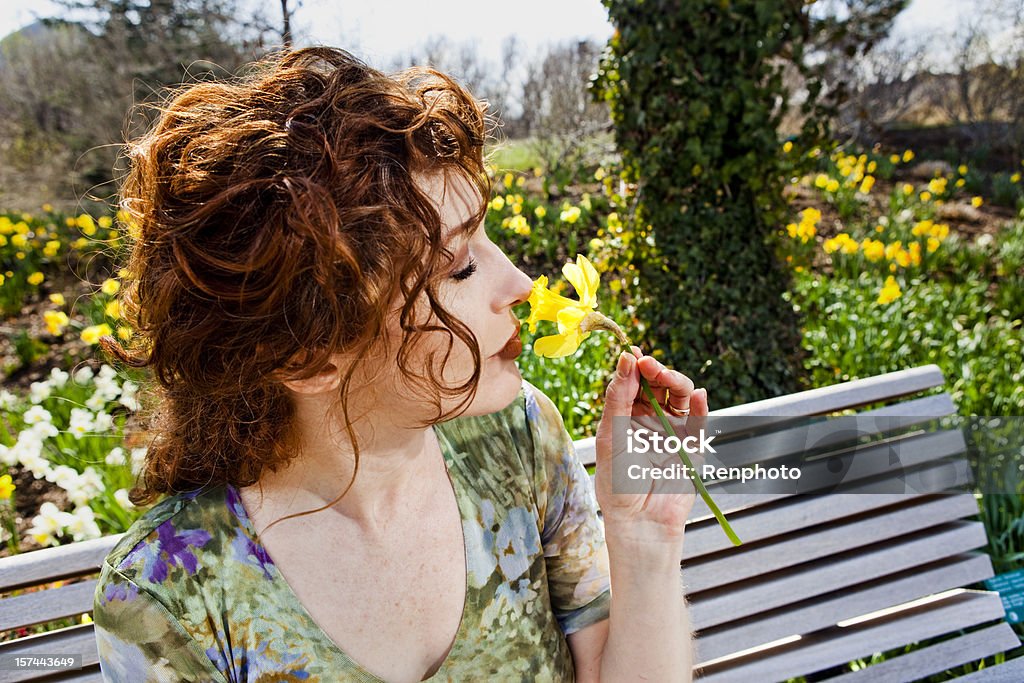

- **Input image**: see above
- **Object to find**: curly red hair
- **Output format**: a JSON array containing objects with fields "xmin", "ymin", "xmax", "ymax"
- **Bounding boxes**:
[{"xmin": 101, "ymin": 47, "xmax": 494, "ymax": 522}]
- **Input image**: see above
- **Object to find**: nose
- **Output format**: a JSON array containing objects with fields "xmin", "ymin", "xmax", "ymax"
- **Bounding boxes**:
[{"xmin": 508, "ymin": 264, "xmax": 534, "ymax": 309}]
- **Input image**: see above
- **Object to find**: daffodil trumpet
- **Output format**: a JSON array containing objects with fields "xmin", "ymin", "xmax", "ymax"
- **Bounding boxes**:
[{"xmin": 526, "ymin": 254, "xmax": 742, "ymax": 546}]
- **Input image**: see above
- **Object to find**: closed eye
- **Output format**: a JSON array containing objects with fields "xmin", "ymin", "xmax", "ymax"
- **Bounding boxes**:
[{"xmin": 451, "ymin": 258, "xmax": 477, "ymax": 282}]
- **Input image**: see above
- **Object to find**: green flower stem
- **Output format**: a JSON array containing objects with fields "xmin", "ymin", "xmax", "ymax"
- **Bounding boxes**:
[{"xmin": 636, "ymin": 375, "xmax": 743, "ymax": 547}]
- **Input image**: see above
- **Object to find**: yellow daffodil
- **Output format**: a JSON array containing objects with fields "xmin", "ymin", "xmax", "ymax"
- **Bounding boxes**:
[
  {"xmin": 902, "ymin": 150, "xmax": 915, "ymax": 163},
  {"xmin": 560, "ymin": 206, "xmax": 581, "ymax": 224},
  {"xmin": 958, "ymin": 165, "xmax": 968, "ymax": 176},
  {"xmin": 44, "ymin": 310, "xmax": 70, "ymax": 336},
  {"xmin": 890, "ymin": 154, "xmax": 901, "ymax": 164},
  {"xmin": 489, "ymin": 196, "xmax": 505, "ymax": 211},
  {"xmin": 877, "ymin": 275, "xmax": 902, "ymax": 304},
  {"xmin": 526, "ymin": 256, "xmax": 605, "ymax": 358},
  {"xmin": 27, "ymin": 272, "xmax": 44, "ymax": 286},
  {"xmin": 782, "ymin": 141, "xmax": 793, "ymax": 153},
  {"xmin": 101, "ymin": 278, "xmax": 120, "ymax": 295},
  {"xmin": 972, "ymin": 196, "xmax": 983, "ymax": 208},
  {"xmin": 859, "ymin": 175, "xmax": 875, "ymax": 194},
  {"xmin": 534, "ymin": 206, "xmax": 547, "ymax": 219},
  {"xmin": 49, "ymin": 292, "xmax": 65, "ymax": 306},
  {"xmin": 81, "ymin": 323, "xmax": 113, "ymax": 345},
  {"xmin": 0, "ymin": 474, "xmax": 15, "ymax": 499},
  {"xmin": 903, "ymin": 183, "xmax": 914, "ymax": 196}
]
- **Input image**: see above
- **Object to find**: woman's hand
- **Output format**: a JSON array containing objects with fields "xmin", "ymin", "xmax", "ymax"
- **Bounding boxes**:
[{"xmin": 593, "ymin": 345, "xmax": 708, "ymax": 550}]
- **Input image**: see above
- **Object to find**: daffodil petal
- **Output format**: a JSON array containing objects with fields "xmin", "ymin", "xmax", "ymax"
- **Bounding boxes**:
[
  {"xmin": 527, "ymin": 277, "xmax": 588, "ymax": 333},
  {"xmin": 556, "ymin": 305, "xmax": 589, "ymax": 331},
  {"xmin": 577, "ymin": 255, "xmax": 600, "ymax": 305},
  {"xmin": 533, "ymin": 329, "xmax": 590, "ymax": 358}
]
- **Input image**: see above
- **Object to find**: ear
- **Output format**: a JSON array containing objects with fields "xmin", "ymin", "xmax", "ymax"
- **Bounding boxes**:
[{"xmin": 280, "ymin": 363, "xmax": 342, "ymax": 395}]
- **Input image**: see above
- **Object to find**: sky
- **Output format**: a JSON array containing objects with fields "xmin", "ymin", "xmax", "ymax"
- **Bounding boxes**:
[{"xmin": 0, "ymin": 0, "xmax": 997, "ymax": 71}]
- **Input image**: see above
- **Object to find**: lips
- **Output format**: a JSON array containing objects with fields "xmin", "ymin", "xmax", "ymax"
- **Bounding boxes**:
[{"xmin": 496, "ymin": 322, "xmax": 523, "ymax": 359}]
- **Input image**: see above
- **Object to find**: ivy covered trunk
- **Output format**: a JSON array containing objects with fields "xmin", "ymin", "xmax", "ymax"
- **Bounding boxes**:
[{"xmin": 592, "ymin": 0, "xmax": 824, "ymax": 406}]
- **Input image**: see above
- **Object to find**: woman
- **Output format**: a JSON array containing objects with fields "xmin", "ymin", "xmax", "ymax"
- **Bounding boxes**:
[{"xmin": 94, "ymin": 46, "xmax": 703, "ymax": 682}]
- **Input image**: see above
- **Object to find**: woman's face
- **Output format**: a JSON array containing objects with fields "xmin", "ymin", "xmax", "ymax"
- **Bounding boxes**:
[{"xmin": 387, "ymin": 170, "xmax": 534, "ymax": 418}]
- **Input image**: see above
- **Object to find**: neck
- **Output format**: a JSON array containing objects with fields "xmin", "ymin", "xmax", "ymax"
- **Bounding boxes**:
[{"xmin": 242, "ymin": 390, "xmax": 446, "ymax": 537}]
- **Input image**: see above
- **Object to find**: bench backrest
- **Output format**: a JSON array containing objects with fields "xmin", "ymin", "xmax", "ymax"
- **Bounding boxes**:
[
  {"xmin": 575, "ymin": 363, "xmax": 1021, "ymax": 681},
  {"xmin": 0, "ymin": 364, "xmax": 1020, "ymax": 682}
]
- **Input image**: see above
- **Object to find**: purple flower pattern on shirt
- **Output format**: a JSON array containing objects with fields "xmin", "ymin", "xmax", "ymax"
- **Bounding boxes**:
[{"xmin": 120, "ymin": 520, "xmax": 212, "ymax": 584}]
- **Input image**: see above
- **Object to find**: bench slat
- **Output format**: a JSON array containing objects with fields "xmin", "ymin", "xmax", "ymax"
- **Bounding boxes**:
[
  {"xmin": 0, "ymin": 580, "xmax": 98, "ymax": 633},
  {"xmin": 953, "ymin": 655, "xmax": 1024, "ymax": 682},
  {"xmin": 0, "ymin": 536, "xmax": 121, "ymax": 594},
  {"xmin": 823, "ymin": 621, "xmax": 1020, "ymax": 682},
  {"xmin": 683, "ymin": 493, "xmax": 981, "ymax": 591},
  {"xmin": 694, "ymin": 590, "xmax": 1007, "ymax": 682},
  {"xmin": 709, "ymin": 364, "xmax": 946, "ymax": 418},
  {"xmin": 690, "ymin": 521, "xmax": 988, "ymax": 629},
  {"xmin": 0, "ymin": 623, "xmax": 99, "ymax": 682},
  {"xmin": 695, "ymin": 552, "xmax": 995, "ymax": 661},
  {"xmin": 574, "ymin": 389, "xmax": 956, "ymax": 468},
  {"xmin": 685, "ymin": 490, "xmax": 947, "ymax": 560}
]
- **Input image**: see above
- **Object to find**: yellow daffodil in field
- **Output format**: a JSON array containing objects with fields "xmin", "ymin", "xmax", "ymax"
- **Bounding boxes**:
[
  {"xmin": 890, "ymin": 154, "xmax": 901, "ymax": 164},
  {"xmin": 81, "ymin": 323, "xmax": 113, "ymax": 345},
  {"xmin": 49, "ymin": 293, "xmax": 65, "ymax": 306},
  {"xmin": 958, "ymin": 165, "xmax": 968, "ymax": 176},
  {"xmin": 503, "ymin": 172, "xmax": 514, "ymax": 188},
  {"xmin": 877, "ymin": 275, "xmax": 902, "ymax": 305},
  {"xmin": 859, "ymin": 175, "xmax": 875, "ymax": 194},
  {"xmin": 903, "ymin": 183, "xmax": 914, "ymax": 196},
  {"xmin": 782, "ymin": 141, "xmax": 793, "ymax": 153},
  {"xmin": 105, "ymin": 300, "xmax": 121, "ymax": 319},
  {"xmin": 489, "ymin": 196, "xmax": 505, "ymax": 211},
  {"xmin": 534, "ymin": 206, "xmax": 547, "ymax": 219},
  {"xmin": 972, "ymin": 196, "xmax": 984, "ymax": 208},
  {"xmin": 117, "ymin": 325, "xmax": 132, "ymax": 341},
  {"xmin": 560, "ymin": 206, "xmax": 581, "ymax": 224},
  {"xmin": 101, "ymin": 278, "xmax": 120, "ymax": 296},
  {"xmin": 902, "ymin": 150, "xmax": 915, "ymax": 163},
  {"xmin": 77, "ymin": 214, "xmax": 97, "ymax": 235},
  {"xmin": 44, "ymin": 310, "xmax": 70, "ymax": 336},
  {"xmin": 0, "ymin": 474, "xmax": 15, "ymax": 499},
  {"xmin": 27, "ymin": 272, "xmax": 45, "ymax": 286},
  {"xmin": 1011, "ymin": 173, "xmax": 1021, "ymax": 184},
  {"xmin": 825, "ymin": 179, "xmax": 840, "ymax": 193},
  {"xmin": 524, "ymin": 253, "xmax": 742, "ymax": 546}
]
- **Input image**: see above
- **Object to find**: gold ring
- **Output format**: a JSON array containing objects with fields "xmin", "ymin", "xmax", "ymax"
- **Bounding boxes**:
[{"xmin": 666, "ymin": 401, "xmax": 690, "ymax": 417}]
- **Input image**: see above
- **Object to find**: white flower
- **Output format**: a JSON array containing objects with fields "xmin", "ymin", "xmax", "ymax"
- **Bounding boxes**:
[
  {"xmin": 45, "ymin": 465, "xmax": 79, "ymax": 489},
  {"xmin": 68, "ymin": 408, "xmax": 95, "ymax": 439},
  {"xmin": 119, "ymin": 381, "xmax": 140, "ymax": 411},
  {"xmin": 85, "ymin": 392, "xmax": 107, "ymax": 411},
  {"xmin": 29, "ymin": 421, "xmax": 59, "ymax": 439},
  {"xmin": 48, "ymin": 367, "xmax": 69, "ymax": 389},
  {"xmin": 29, "ymin": 382, "xmax": 51, "ymax": 404},
  {"xmin": 0, "ymin": 390, "xmax": 17, "ymax": 410},
  {"xmin": 898, "ymin": 208, "xmax": 914, "ymax": 223},
  {"xmin": 28, "ymin": 502, "xmax": 76, "ymax": 547},
  {"xmin": 877, "ymin": 216, "xmax": 889, "ymax": 226},
  {"xmin": 73, "ymin": 366, "xmax": 94, "ymax": 385},
  {"xmin": 80, "ymin": 467, "xmax": 105, "ymax": 495},
  {"xmin": 105, "ymin": 447, "xmax": 126, "ymax": 466},
  {"xmin": 976, "ymin": 233, "xmax": 993, "ymax": 247},
  {"xmin": 23, "ymin": 405, "xmax": 53, "ymax": 425},
  {"xmin": 98, "ymin": 364, "xmax": 117, "ymax": 381},
  {"xmin": 114, "ymin": 488, "xmax": 134, "ymax": 509},
  {"xmin": 66, "ymin": 506, "xmax": 102, "ymax": 542},
  {"xmin": 130, "ymin": 447, "xmax": 147, "ymax": 475},
  {"xmin": 20, "ymin": 450, "xmax": 53, "ymax": 480},
  {"xmin": 93, "ymin": 411, "xmax": 114, "ymax": 433},
  {"xmin": 0, "ymin": 444, "xmax": 13, "ymax": 467}
]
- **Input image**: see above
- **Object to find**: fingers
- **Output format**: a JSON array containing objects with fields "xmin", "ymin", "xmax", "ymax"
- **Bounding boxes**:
[{"xmin": 603, "ymin": 351, "xmax": 640, "ymax": 419}]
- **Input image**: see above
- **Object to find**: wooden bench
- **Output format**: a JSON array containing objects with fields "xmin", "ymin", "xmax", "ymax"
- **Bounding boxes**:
[{"xmin": 0, "ymin": 364, "xmax": 1020, "ymax": 681}]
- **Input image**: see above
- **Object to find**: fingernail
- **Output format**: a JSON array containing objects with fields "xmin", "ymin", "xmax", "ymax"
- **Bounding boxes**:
[
  {"xmin": 617, "ymin": 352, "xmax": 633, "ymax": 378},
  {"xmin": 630, "ymin": 345, "xmax": 642, "ymax": 358}
]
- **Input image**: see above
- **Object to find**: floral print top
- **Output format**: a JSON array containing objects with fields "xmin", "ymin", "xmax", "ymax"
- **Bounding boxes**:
[{"xmin": 93, "ymin": 379, "xmax": 611, "ymax": 682}]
